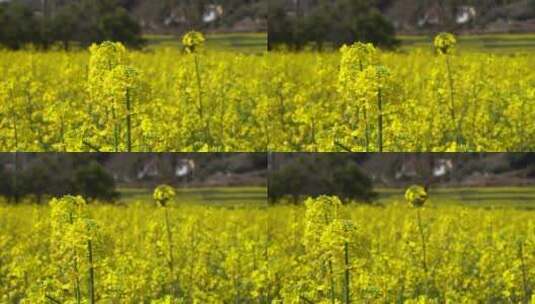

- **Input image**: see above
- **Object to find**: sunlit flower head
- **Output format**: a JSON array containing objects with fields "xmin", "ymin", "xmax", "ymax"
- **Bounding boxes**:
[
  {"xmin": 50, "ymin": 195, "xmax": 87, "ymax": 224},
  {"xmin": 340, "ymin": 42, "xmax": 378, "ymax": 71},
  {"xmin": 89, "ymin": 41, "xmax": 128, "ymax": 75},
  {"xmin": 405, "ymin": 185, "xmax": 428, "ymax": 208},
  {"xmin": 375, "ymin": 65, "xmax": 390, "ymax": 78},
  {"xmin": 182, "ymin": 31, "xmax": 205, "ymax": 53},
  {"xmin": 325, "ymin": 219, "xmax": 358, "ymax": 242},
  {"xmin": 153, "ymin": 184, "xmax": 176, "ymax": 207},
  {"xmin": 108, "ymin": 65, "xmax": 140, "ymax": 91},
  {"xmin": 434, "ymin": 32, "xmax": 457, "ymax": 55},
  {"xmin": 305, "ymin": 195, "xmax": 343, "ymax": 226}
]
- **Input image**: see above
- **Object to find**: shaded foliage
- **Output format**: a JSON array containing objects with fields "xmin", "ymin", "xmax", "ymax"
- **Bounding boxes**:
[
  {"xmin": 0, "ymin": 156, "xmax": 119, "ymax": 203},
  {"xmin": 0, "ymin": 0, "xmax": 144, "ymax": 50},
  {"xmin": 268, "ymin": 154, "xmax": 377, "ymax": 204},
  {"xmin": 268, "ymin": 0, "xmax": 399, "ymax": 50}
]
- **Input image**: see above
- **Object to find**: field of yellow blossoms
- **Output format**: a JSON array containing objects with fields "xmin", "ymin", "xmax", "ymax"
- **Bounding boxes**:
[
  {"xmin": 0, "ymin": 34, "xmax": 533, "ymax": 152},
  {"xmin": 1, "ymin": 195, "xmax": 533, "ymax": 303}
]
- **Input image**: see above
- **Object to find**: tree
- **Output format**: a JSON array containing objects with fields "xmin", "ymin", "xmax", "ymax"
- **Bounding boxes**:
[
  {"xmin": 268, "ymin": 0, "xmax": 295, "ymax": 50},
  {"xmin": 62, "ymin": 0, "xmax": 145, "ymax": 48},
  {"xmin": 49, "ymin": 3, "xmax": 80, "ymax": 50},
  {"xmin": 19, "ymin": 156, "xmax": 73, "ymax": 204},
  {"xmin": 269, "ymin": 154, "xmax": 377, "ymax": 204},
  {"xmin": 0, "ymin": 0, "xmax": 145, "ymax": 50},
  {"xmin": 509, "ymin": 153, "xmax": 535, "ymax": 170},
  {"xmin": 74, "ymin": 161, "xmax": 120, "ymax": 202},
  {"xmin": 0, "ymin": 164, "xmax": 13, "ymax": 201},
  {"xmin": 269, "ymin": 157, "xmax": 312, "ymax": 203},
  {"xmin": 326, "ymin": 157, "xmax": 377, "ymax": 203},
  {"xmin": 0, "ymin": 2, "xmax": 40, "ymax": 49},
  {"xmin": 268, "ymin": 0, "xmax": 399, "ymax": 50},
  {"xmin": 96, "ymin": 4, "xmax": 145, "ymax": 48}
]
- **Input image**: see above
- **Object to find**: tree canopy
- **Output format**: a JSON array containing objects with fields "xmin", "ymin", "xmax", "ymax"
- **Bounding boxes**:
[
  {"xmin": 268, "ymin": 154, "xmax": 377, "ymax": 204},
  {"xmin": 0, "ymin": 155, "xmax": 119, "ymax": 203},
  {"xmin": 0, "ymin": 0, "xmax": 144, "ymax": 50},
  {"xmin": 268, "ymin": 0, "xmax": 399, "ymax": 50}
]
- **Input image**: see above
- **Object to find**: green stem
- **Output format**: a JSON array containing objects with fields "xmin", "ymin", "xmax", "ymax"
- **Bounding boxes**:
[
  {"xmin": 75, "ymin": 270, "xmax": 81, "ymax": 304},
  {"xmin": 112, "ymin": 107, "xmax": 119, "ymax": 152},
  {"xmin": 9, "ymin": 87, "xmax": 18, "ymax": 152},
  {"xmin": 13, "ymin": 116, "xmax": 18, "ymax": 152},
  {"xmin": 416, "ymin": 209, "xmax": 428, "ymax": 274},
  {"xmin": 344, "ymin": 242, "xmax": 350, "ymax": 304},
  {"xmin": 416, "ymin": 208, "xmax": 430, "ymax": 296},
  {"xmin": 445, "ymin": 55, "xmax": 459, "ymax": 147},
  {"xmin": 328, "ymin": 260, "xmax": 336, "ymax": 304},
  {"xmin": 45, "ymin": 295, "xmax": 61, "ymax": 304},
  {"xmin": 377, "ymin": 86, "xmax": 383, "ymax": 152},
  {"xmin": 164, "ymin": 207, "xmax": 176, "ymax": 293},
  {"xmin": 520, "ymin": 99, "xmax": 526, "ymax": 151},
  {"xmin": 60, "ymin": 114, "xmax": 66, "ymax": 152},
  {"xmin": 194, "ymin": 54, "xmax": 209, "ymax": 143},
  {"xmin": 519, "ymin": 241, "xmax": 531, "ymax": 303},
  {"xmin": 125, "ymin": 88, "xmax": 132, "ymax": 152},
  {"xmin": 357, "ymin": 59, "xmax": 369, "ymax": 152},
  {"xmin": 87, "ymin": 240, "xmax": 95, "ymax": 304},
  {"xmin": 364, "ymin": 108, "xmax": 369, "ymax": 152},
  {"xmin": 68, "ymin": 214, "xmax": 81, "ymax": 304}
]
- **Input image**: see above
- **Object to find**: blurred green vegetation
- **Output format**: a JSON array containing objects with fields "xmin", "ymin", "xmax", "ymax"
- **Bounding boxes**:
[
  {"xmin": 399, "ymin": 33, "xmax": 535, "ymax": 53},
  {"xmin": 117, "ymin": 186, "xmax": 535, "ymax": 210},
  {"xmin": 269, "ymin": 33, "xmax": 535, "ymax": 54},
  {"xmin": 377, "ymin": 187, "xmax": 535, "ymax": 210},
  {"xmin": 119, "ymin": 186, "xmax": 268, "ymax": 207},
  {"xmin": 144, "ymin": 32, "xmax": 267, "ymax": 53}
]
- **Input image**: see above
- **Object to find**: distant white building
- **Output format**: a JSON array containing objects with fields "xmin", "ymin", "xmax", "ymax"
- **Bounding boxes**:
[
  {"xmin": 203, "ymin": 5, "xmax": 223, "ymax": 23},
  {"xmin": 418, "ymin": 3, "xmax": 477, "ymax": 27},
  {"xmin": 137, "ymin": 157, "xmax": 195, "ymax": 180},
  {"xmin": 433, "ymin": 159, "xmax": 453, "ymax": 177},
  {"xmin": 175, "ymin": 159, "xmax": 195, "ymax": 177},
  {"xmin": 395, "ymin": 158, "xmax": 454, "ymax": 179},
  {"xmin": 164, "ymin": 4, "xmax": 224, "ymax": 26},
  {"xmin": 456, "ymin": 6, "xmax": 477, "ymax": 24}
]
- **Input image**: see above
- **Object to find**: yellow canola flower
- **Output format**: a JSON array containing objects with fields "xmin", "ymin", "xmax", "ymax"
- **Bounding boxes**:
[
  {"xmin": 339, "ymin": 42, "xmax": 378, "ymax": 88},
  {"xmin": 405, "ymin": 185, "xmax": 428, "ymax": 208},
  {"xmin": 182, "ymin": 31, "xmax": 205, "ymax": 53},
  {"xmin": 153, "ymin": 184, "xmax": 176, "ymax": 207},
  {"xmin": 321, "ymin": 219, "xmax": 358, "ymax": 247},
  {"xmin": 434, "ymin": 32, "xmax": 457, "ymax": 55},
  {"xmin": 50, "ymin": 195, "xmax": 87, "ymax": 225},
  {"xmin": 107, "ymin": 65, "xmax": 140, "ymax": 92},
  {"xmin": 340, "ymin": 42, "xmax": 378, "ymax": 70},
  {"xmin": 89, "ymin": 41, "xmax": 128, "ymax": 77}
]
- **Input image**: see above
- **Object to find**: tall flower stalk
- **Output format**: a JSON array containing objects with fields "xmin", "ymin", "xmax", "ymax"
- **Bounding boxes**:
[
  {"xmin": 88, "ymin": 42, "xmax": 129, "ymax": 151},
  {"xmin": 434, "ymin": 33, "xmax": 460, "ymax": 148},
  {"xmin": 153, "ymin": 184, "xmax": 178, "ymax": 294},
  {"xmin": 339, "ymin": 42, "xmax": 391, "ymax": 152},
  {"xmin": 50, "ymin": 196, "xmax": 101, "ymax": 303},
  {"xmin": 343, "ymin": 241, "xmax": 350, "ymax": 304},
  {"xmin": 405, "ymin": 185, "xmax": 430, "ymax": 289},
  {"xmin": 107, "ymin": 65, "xmax": 140, "ymax": 152},
  {"xmin": 182, "ymin": 31, "xmax": 209, "ymax": 144},
  {"xmin": 375, "ymin": 65, "xmax": 390, "ymax": 152},
  {"xmin": 304, "ymin": 196, "xmax": 358, "ymax": 303},
  {"xmin": 518, "ymin": 239, "xmax": 531, "ymax": 302}
]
